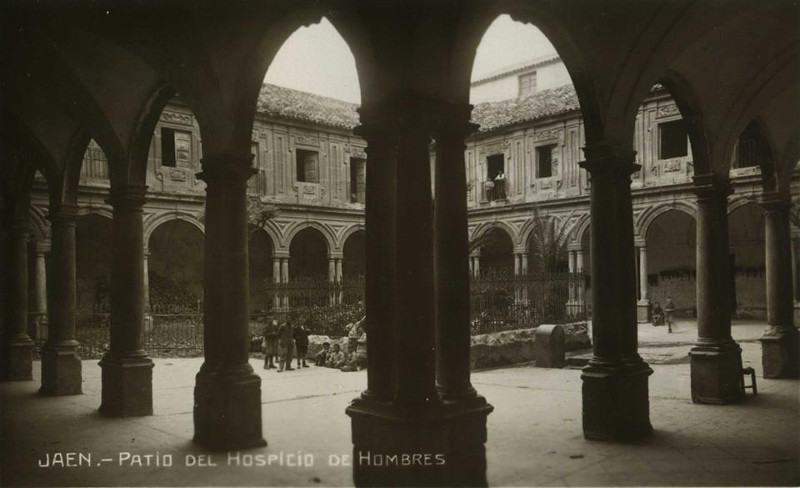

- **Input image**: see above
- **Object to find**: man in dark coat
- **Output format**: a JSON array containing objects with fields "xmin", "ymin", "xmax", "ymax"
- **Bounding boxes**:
[{"xmin": 277, "ymin": 320, "xmax": 294, "ymax": 372}]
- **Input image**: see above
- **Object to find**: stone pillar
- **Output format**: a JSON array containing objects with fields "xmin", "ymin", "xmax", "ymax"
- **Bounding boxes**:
[
  {"xmin": 346, "ymin": 103, "xmax": 491, "ymax": 487},
  {"xmin": 513, "ymin": 253, "xmax": 523, "ymax": 304},
  {"xmin": 468, "ymin": 256, "xmax": 474, "ymax": 277},
  {"xmin": 40, "ymin": 205, "xmax": 82, "ymax": 395},
  {"xmin": 99, "ymin": 186, "xmax": 154, "ymax": 416},
  {"xmin": 637, "ymin": 245, "xmax": 651, "ymax": 323},
  {"xmin": 567, "ymin": 250, "xmax": 576, "ymax": 315},
  {"xmin": 29, "ymin": 241, "xmax": 49, "ymax": 341},
  {"xmin": 521, "ymin": 253, "xmax": 529, "ymax": 304},
  {"xmin": 578, "ymin": 146, "xmax": 652, "ymax": 441},
  {"xmin": 3, "ymin": 221, "xmax": 34, "ymax": 381},
  {"xmin": 792, "ymin": 236, "xmax": 800, "ymax": 324},
  {"xmin": 281, "ymin": 257, "xmax": 290, "ymax": 309},
  {"xmin": 576, "ymin": 249, "xmax": 585, "ymax": 308},
  {"xmin": 194, "ymin": 154, "xmax": 265, "ymax": 449},
  {"xmin": 690, "ymin": 174, "xmax": 744, "ymax": 404},
  {"xmin": 335, "ymin": 259, "xmax": 343, "ymax": 304},
  {"xmin": 143, "ymin": 249, "xmax": 151, "ymax": 313},
  {"xmin": 272, "ymin": 257, "xmax": 281, "ymax": 311},
  {"xmin": 328, "ymin": 258, "xmax": 336, "ymax": 282},
  {"xmin": 472, "ymin": 254, "xmax": 481, "ymax": 278},
  {"xmin": 759, "ymin": 194, "xmax": 799, "ymax": 378}
]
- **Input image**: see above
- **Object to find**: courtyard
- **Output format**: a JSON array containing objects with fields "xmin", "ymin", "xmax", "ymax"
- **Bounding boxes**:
[{"xmin": 2, "ymin": 320, "xmax": 798, "ymax": 487}]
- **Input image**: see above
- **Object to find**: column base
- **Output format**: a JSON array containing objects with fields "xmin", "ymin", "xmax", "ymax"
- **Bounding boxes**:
[
  {"xmin": 3, "ymin": 335, "xmax": 34, "ymax": 381},
  {"xmin": 760, "ymin": 326, "xmax": 800, "ymax": 379},
  {"xmin": 40, "ymin": 343, "xmax": 83, "ymax": 395},
  {"xmin": 637, "ymin": 300, "xmax": 651, "ymax": 323},
  {"xmin": 689, "ymin": 342, "xmax": 745, "ymax": 404},
  {"xmin": 98, "ymin": 353, "xmax": 154, "ymax": 417},
  {"xmin": 581, "ymin": 361, "xmax": 653, "ymax": 441},
  {"xmin": 346, "ymin": 396, "xmax": 493, "ymax": 487},
  {"xmin": 193, "ymin": 366, "xmax": 266, "ymax": 450}
]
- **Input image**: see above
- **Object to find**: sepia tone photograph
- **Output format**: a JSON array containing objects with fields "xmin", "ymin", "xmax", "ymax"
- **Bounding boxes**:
[{"xmin": 0, "ymin": 0, "xmax": 798, "ymax": 486}]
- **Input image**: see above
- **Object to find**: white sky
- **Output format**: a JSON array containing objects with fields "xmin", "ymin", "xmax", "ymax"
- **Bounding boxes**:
[{"xmin": 263, "ymin": 15, "xmax": 556, "ymax": 105}]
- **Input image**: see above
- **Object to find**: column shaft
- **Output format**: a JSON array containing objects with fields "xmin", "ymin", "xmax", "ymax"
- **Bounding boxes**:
[
  {"xmin": 4, "ymin": 223, "xmax": 34, "ymax": 381},
  {"xmin": 41, "ymin": 205, "xmax": 82, "ymax": 395},
  {"xmin": 31, "ymin": 248, "xmax": 48, "ymax": 340},
  {"xmin": 434, "ymin": 115, "xmax": 479, "ymax": 401},
  {"xmin": 760, "ymin": 196, "xmax": 799, "ymax": 378},
  {"xmin": 194, "ymin": 155, "xmax": 265, "ymax": 449},
  {"xmin": 578, "ymin": 149, "xmax": 651, "ymax": 441},
  {"xmin": 690, "ymin": 174, "xmax": 743, "ymax": 404},
  {"xmin": 99, "ymin": 186, "xmax": 154, "ymax": 416},
  {"xmin": 637, "ymin": 245, "xmax": 651, "ymax": 323}
]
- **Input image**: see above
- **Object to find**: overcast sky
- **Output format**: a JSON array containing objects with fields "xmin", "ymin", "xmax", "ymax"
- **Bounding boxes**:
[{"xmin": 264, "ymin": 15, "xmax": 556, "ymax": 105}]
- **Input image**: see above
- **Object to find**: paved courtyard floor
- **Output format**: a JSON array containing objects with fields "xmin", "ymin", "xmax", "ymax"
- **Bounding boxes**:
[{"xmin": 2, "ymin": 320, "xmax": 798, "ymax": 487}]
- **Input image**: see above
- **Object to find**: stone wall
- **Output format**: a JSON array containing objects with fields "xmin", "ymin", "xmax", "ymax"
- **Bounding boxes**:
[{"xmin": 470, "ymin": 322, "xmax": 590, "ymax": 369}]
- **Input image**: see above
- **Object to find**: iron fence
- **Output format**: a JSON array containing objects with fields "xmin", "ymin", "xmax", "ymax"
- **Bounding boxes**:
[{"xmin": 470, "ymin": 269, "xmax": 586, "ymax": 335}]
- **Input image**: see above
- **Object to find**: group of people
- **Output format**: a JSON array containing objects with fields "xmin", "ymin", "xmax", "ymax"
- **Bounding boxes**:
[
  {"xmin": 261, "ymin": 320, "xmax": 310, "ymax": 372},
  {"xmin": 260, "ymin": 316, "xmax": 367, "ymax": 373},
  {"xmin": 652, "ymin": 296, "xmax": 676, "ymax": 333},
  {"xmin": 314, "ymin": 317, "xmax": 366, "ymax": 372}
]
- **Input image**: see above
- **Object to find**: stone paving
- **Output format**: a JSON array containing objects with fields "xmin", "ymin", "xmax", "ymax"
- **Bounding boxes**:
[{"xmin": 1, "ymin": 320, "xmax": 798, "ymax": 487}]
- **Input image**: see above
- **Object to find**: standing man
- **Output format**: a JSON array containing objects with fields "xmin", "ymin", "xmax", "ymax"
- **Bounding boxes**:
[
  {"xmin": 664, "ymin": 296, "xmax": 676, "ymax": 333},
  {"xmin": 277, "ymin": 320, "xmax": 295, "ymax": 372},
  {"xmin": 293, "ymin": 323, "xmax": 310, "ymax": 368}
]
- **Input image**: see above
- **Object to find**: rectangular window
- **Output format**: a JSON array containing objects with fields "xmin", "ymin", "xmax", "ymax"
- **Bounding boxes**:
[
  {"xmin": 295, "ymin": 149, "xmax": 319, "ymax": 183},
  {"xmin": 160, "ymin": 127, "xmax": 176, "ymax": 167},
  {"xmin": 659, "ymin": 119, "xmax": 688, "ymax": 159},
  {"xmin": 518, "ymin": 71, "xmax": 537, "ymax": 97},
  {"xmin": 536, "ymin": 144, "xmax": 555, "ymax": 178},
  {"xmin": 350, "ymin": 157, "xmax": 366, "ymax": 203},
  {"xmin": 487, "ymin": 154, "xmax": 506, "ymax": 201}
]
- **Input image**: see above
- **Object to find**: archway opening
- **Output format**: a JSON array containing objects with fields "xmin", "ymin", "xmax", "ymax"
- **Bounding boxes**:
[
  {"xmin": 249, "ymin": 228, "xmax": 275, "ymax": 314},
  {"xmin": 729, "ymin": 202, "xmax": 766, "ymax": 318},
  {"xmin": 289, "ymin": 227, "xmax": 329, "ymax": 280},
  {"xmin": 731, "ymin": 120, "xmax": 772, "ymax": 170},
  {"xmin": 75, "ymin": 213, "xmax": 112, "ymax": 358},
  {"xmin": 147, "ymin": 219, "xmax": 205, "ymax": 311},
  {"xmin": 343, "ymin": 230, "xmax": 365, "ymax": 280},
  {"xmin": 479, "ymin": 227, "xmax": 514, "ymax": 277},
  {"xmin": 645, "ymin": 210, "xmax": 697, "ymax": 317}
]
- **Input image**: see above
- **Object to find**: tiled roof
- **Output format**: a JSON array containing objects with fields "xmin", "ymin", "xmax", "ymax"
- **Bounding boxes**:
[
  {"xmin": 256, "ymin": 82, "xmax": 582, "ymax": 134},
  {"xmin": 471, "ymin": 53, "xmax": 562, "ymax": 85},
  {"xmin": 470, "ymin": 84, "xmax": 580, "ymax": 133},
  {"xmin": 256, "ymin": 83, "xmax": 360, "ymax": 130}
]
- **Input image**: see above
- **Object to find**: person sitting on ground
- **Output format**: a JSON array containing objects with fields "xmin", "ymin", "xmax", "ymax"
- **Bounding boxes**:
[
  {"xmin": 326, "ymin": 343, "xmax": 344, "ymax": 369},
  {"xmin": 340, "ymin": 340, "xmax": 363, "ymax": 372},
  {"xmin": 651, "ymin": 301, "xmax": 664, "ymax": 326},
  {"xmin": 293, "ymin": 323, "xmax": 310, "ymax": 368},
  {"xmin": 315, "ymin": 342, "xmax": 331, "ymax": 367}
]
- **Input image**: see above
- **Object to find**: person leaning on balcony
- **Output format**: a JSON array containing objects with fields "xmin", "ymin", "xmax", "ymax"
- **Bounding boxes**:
[
  {"xmin": 277, "ymin": 320, "xmax": 295, "ymax": 372},
  {"xmin": 494, "ymin": 170, "xmax": 507, "ymax": 199}
]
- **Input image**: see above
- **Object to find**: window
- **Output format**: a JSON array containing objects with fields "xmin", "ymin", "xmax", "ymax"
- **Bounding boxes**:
[
  {"xmin": 518, "ymin": 71, "xmax": 537, "ymax": 97},
  {"xmin": 733, "ymin": 121, "xmax": 769, "ymax": 169},
  {"xmin": 350, "ymin": 157, "xmax": 366, "ymax": 203},
  {"xmin": 486, "ymin": 154, "xmax": 506, "ymax": 201},
  {"xmin": 161, "ymin": 128, "xmax": 176, "ymax": 167},
  {"xmin": 160, "ymin": 128, "xmax": 192, "ymax": 168},
  {"xmin": 536, "ymin": 144, "xmax": 556, "ymax": 178},
  {"xmin": 296, "ymin": 149, "xmax": 319, "ymax": 183},
  {"xmin": 659, "ymin": 119, "xmax": 688, "ymax": 159}
]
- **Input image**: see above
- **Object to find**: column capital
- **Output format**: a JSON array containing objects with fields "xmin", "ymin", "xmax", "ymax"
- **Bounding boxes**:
[
  {"xmin": 197, "ymin": 153, "xmax": 256, "ymax": 185},
  {"xmin": 34, "ymin": 240, "xmax": 51, "ymax": 254},
  {"xmin": 760, "ymin": 192, "xmax": 791, "ymax": 212},
  {"xmin": 692, "ymin": 173, "xmax": 732, "ymax": 198},
  {"xmin": 634, "ymin": 238, "xmax": 647, "ymax": 248},
  {"xmin": 107, "ymin": 185, "xmax": 147, "ymax": 210},
  {"xmin": 578, "ymin": 143, "xmax": 639, "ymax": 177},
  {"xmin": 356, "ymin": 97, "xmax": 477, "ymax": 141}
]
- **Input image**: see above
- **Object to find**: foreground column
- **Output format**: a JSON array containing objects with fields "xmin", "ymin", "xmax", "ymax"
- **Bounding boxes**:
[
  {"xmin": 759, "ymin": 194, "xmax": 799, "ymax": 378},
  {"xmin": 194, "ymin": 154, "xmax": 265, "ymax": 449},
  {"xmin": 99, "ymin": 186, "xmax": 154, "ymax": 416},
  {"xmin": 347, "ymin": 103, "xmax": 490, "ymax": 487},
  {"xmin": 579, "ymin": 147, "xmax": 652, "ymax": 441},
  {"xmin": 41, "ymin": 205, "xmax": 82, "ymax": 395},
  {"xmin": 3, "ymin": 221, "xmax": 34, "ymax": 381},
  {"xmin": 637, "ymin": 244, "xmax": 651, "ymax": 323},
  {"xmin": 690, "ymin": 174, "xmax": 744, "ymax": 404}
]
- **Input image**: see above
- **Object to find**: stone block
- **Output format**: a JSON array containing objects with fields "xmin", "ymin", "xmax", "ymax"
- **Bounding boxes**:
[
  {"xmin": 535, "ymin": 324, "xmax": 565, "ymax": 368},
  {"xmin": 40, "ymin": 345, "xmax": 82, "ymax": 396},
  {"xmin": 760, "ymin": 327, "xmax": 800, "ymax": 379},
  {"xmin": 637, "ymin": 300, "xmax": 651, "ymax": 323},
  {"xmin": 3, "ymin": 338, "xmax": 34, "ymax": 381},
  {"xmin": 98, "ymin": 354, "xmax": 154, "ymax": 417},
  {"xmin": 194, "ymin": 369, "xmax": 266, "ymax": 450},
  {"xmin": 689, "ymin": 343, "xmax": 745, "ymax": 404},
  {"xmin": 582, "ymin": 362, "xmax": 653, "ymax": 441}
]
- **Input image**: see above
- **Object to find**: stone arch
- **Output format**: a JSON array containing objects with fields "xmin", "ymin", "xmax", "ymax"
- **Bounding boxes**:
[
  {"xmin": 338, "ymin": 223, "xmax": 366, "ymax": 253},
  {"xmin": 144, "ymin": 211, "xmax": 205, "ymax": 247},
  {"xmin": 284, "ymin": 221, "xmax": 336, "ymax": 256},
  {"xmin": 567, "ymin": 213, "xmax": 591, "ymax": 248},
  {"xmin": 728, "ymin": 201, "xmax": 766, "ymax": 317},
  {"xmin": 637, "ymin": 202, "xmax": 697, "ymax": 241},
  {"xmin": 470, "ymin": 220, "xmax": 519, "ymax": 247},
  {"xmin": 519, "ymin": 212, "xmax": 573, "ymax": 252},
  {"xmin": 728, "ymin": 197, "xmax": 758, "ymax": 217},
  {"xmin": 342, "ymin": 228, "xmax": 366, "ymax": 279},
  {"xmin": 147, "ymin": 218, "xmax": 205, "ymax": 304},
  {"xmin": 289, "ymin": 226, "xmax": 331, "ymax": 280},
  {"xmin": 79, "ymin": 207, "xmax": 113, "ymax": 221}
]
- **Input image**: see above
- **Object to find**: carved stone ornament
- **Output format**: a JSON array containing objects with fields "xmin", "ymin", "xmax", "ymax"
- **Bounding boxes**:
[
  {"xmin": 295, "ymin": 135, "xmax": 320, "ymax": 147},
  {"xmin": 535, "ymin": 129, "xmax": 560, "ymax": 142},
  {"xmin": 656, "ymin": 104, "xmax": 680, "ymax": 119},
  {"xmin": 160, "ymin": 111, "xmax": 194, "ymax": 125}
]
